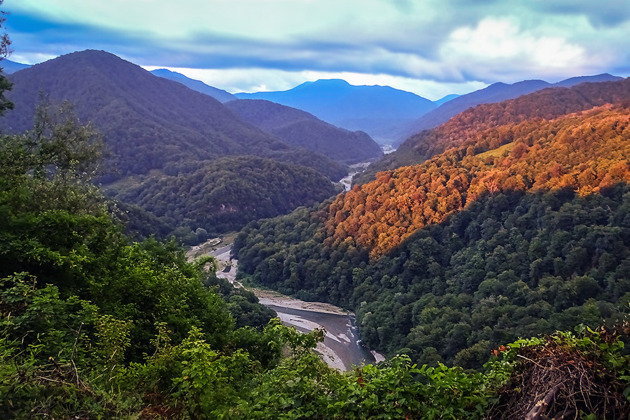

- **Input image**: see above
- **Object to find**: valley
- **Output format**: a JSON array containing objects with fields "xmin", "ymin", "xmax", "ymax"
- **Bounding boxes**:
[
  {"xmin": 209, "ymin": 242, "xmax": 384, "ymax": 371},
  {"xmin": 3, "ymin": 45, "xmax": 630, "ymax": 418}
]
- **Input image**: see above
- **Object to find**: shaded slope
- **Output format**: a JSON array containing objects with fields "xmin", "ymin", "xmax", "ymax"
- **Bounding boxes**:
[
  {"xmin": 226, "ymin": 99, "xmax": 382, "ymax": 164},
  {"xmin": 434, "ymin": 94, "xmax": 459, "ymax": 106},
  {"xmin": 151, "ymin": 68, "xmax": 236, "ymax": 103},
  {"xmin": 1, "ymin": 59, "xmax": 30, "ymax": 74},
  {"xmin": 236, "ymin": 79, "xmax": 436, "ymax": 144},
  {"xmin": 395, "ymin": 80, "xmax": 550, "ymax": 142},
  {"xmin": 0, "ymin": 50, "xmax": 344, "ymax": 181}
]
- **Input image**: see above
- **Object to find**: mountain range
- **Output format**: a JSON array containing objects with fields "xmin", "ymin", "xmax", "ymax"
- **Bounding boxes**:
[
  {"xmin": 1, "ymin": 59, "xmax": 31, "ymax": 74},
  {"xmin": 359, "ymin": 76, "xmax": 630, "ymax": 183},
  {"xmin": 4, "ymin": 55, "xmax": 623, "ymax": 150},
  {"xmin": 395, "ymin": 73, "xmax": 622, "ymax": 144},
  {"xmin": 0, "ymin": 50, "xmax": 358, "ymax": 238},
  {"xmin": 0, "ymin": 50, "xmax": 351, "ymax": 179},
  {"xmin": 236, "ymin": 79, "xmax": 437, "ymax": 145}
]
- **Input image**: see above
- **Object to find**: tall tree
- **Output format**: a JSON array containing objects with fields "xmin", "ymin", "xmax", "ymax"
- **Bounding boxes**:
[{"xmin": 0, "ymin": 0, "xmax": 12, "ymax": 114}]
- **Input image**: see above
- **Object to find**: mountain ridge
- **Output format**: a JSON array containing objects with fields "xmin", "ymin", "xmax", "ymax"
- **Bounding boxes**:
[
  {"xmin": 236, "ymin": 79, "xmax": 436, "ymax": 144},
  {"xmin": 360, "ymin": 76, "xmax": 630, "ymax": 183},
  {"xmin": 395, "ymin": 73, "xmax": 623, "ymax": 144},
  {"xmin": 151, "ymin": 68, "xmax": 236, "ymax": 103},
  {"xmin": 1, "ymin": 58, "xmax": 31, "ymax": 74}
]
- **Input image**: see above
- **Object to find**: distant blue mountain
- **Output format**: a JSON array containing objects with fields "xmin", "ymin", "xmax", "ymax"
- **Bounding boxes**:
[
  {"xmin": 434, "ymin": 94, "xmax": 459, "ymax": 106},
  {"xmin": 2, "ymin": 59, "xmax": 31, "ymax": 74},
  {"xmin": 151, "ymin": 68, "xmax": 236, "ymax": 103},
  {"xmin": 554, "ymin": 73, "xmax": 622, "ymax": 88},
  {"xmin": 236, "ymin": 79, "xmax": 436, "ymax": 145},
  {"xmin": 396, "ymin": 73, "xmax": 623, "ymax": 144}
]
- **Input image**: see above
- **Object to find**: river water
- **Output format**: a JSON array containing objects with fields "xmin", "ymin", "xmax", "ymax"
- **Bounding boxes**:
[
  {"xmin": 210, "ymin": 246, "xmax": 384, "ymax": 371},
  {"xmin": 264, "ymin": 304, "xmax": 382, "ymax": 371}
]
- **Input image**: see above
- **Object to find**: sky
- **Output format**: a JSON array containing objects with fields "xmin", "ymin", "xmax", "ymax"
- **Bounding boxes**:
[{"xmin": 5, "ymin": 0, "xmax": 630, "ymax": 100}]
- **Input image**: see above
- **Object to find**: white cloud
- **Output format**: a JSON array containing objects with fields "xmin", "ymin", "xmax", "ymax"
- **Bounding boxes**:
[
  {"xmin": 440, "ymin": 17, "xmax": 591, "ymax": 81},
  {"xmin": 9, "ymin": 0, "xmax": 630, "ymax": 93}
]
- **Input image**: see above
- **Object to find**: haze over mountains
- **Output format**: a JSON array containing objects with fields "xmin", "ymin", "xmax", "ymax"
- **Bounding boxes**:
[
  {"xmin": 4, "ymin": 55, "xmax": 623, "ymax": 150},
  {"xmin": 236, "ymin": 79, "xmax": 437, "ymax": 145},
  {"xmin": 1, "ymin": 59, "xmax": 30, "ymax": 74},
  {"xmin": 358, "ymin": 76, "xmax": 630, "ymax": 183},
  {"xmin": 1, "ymin": 50, "xmax": 367, "ymax": 178},
  {"xmin": 226, "ymin": 99, "xmax": 382, "ymax": 164}
]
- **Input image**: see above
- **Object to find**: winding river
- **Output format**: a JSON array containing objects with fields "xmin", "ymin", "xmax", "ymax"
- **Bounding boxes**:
[{"xmin": 210, "ymin": 245, "xmax": 384, "ymax": 371}]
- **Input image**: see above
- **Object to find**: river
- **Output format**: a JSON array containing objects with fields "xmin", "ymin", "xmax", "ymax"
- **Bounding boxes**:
[{"xmin": 210, "ymin": 245, "xmax": 385, "ymax": 371}]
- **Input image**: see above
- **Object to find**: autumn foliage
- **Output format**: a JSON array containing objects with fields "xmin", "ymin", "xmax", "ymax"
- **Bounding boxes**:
[
  {"xmin": 326, "ymin": 105, "xmax": 630, "ymax": 257},
  {"xmin": 362, "ymin": 77, "xmax": 630, "ymax": 180}
]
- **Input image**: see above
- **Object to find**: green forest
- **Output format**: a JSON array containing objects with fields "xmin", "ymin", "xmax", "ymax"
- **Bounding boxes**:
[
  {"xmin": 1, "ymin": 49, "xmax": 352, "ymax": 246},
  {"xmin": 2, "ymin": 102, "xmax": 630, "ymax": 419},
  {"xmin": 107, "ymin": 155, "xmax": 340, "ymax": 241}
]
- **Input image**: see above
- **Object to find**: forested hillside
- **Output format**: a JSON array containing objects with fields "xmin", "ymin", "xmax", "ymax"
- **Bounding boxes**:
[
  {"xmin": 361, "ymin": 77, "xmax": 630, "ymax": 183},
  {"xmin": 331, "ymin": 105, "xmax": 630, "ymax": 257},
  {"xmin": 0, "ymin": 50, "xmax": 351, "ymax": 241},
  {"xmin": 108, "ymin": 155, "xmax": 339, "ymax": 238},
  {"xmin": 226, "ymin": 99, "xmax": 383, "ymax": 164},
  {"xmin": 0, "ymin": 50, "xmax": 346, "ymax": 182},
  {"xmin": 234, "ymin": 103, "xmax": 630, "ymax": 367}
]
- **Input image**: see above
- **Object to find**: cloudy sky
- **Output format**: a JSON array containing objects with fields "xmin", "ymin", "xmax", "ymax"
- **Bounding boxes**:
[{"xmin": 5, "ymin": 0, "xmax": 630, "ymax": 99}]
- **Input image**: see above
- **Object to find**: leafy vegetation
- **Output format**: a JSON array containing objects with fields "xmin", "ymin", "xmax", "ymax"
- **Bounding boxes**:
[
  {"xmin": 107, "ymin": 155, "xmax": 339, "ymax": 240},
  {"xmin": 2, "ymin": 82, "xmax": 630, "ymax": 420},
  {"xmin": 0, "ymin": 107, "xmax": 500, "ymax": 418}
]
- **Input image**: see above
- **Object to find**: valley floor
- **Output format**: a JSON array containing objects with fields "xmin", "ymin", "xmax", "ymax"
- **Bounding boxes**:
[{"xmin": 208, "ymin": 242, "xmax": 385, "ymax": 371}]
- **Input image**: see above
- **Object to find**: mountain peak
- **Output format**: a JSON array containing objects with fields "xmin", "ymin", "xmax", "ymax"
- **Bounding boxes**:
[{"xmin": 311, "ymin": 78, "xmax": 351, "ymax": 87}]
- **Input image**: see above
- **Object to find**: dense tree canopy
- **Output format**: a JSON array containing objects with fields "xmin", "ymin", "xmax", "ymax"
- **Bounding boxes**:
[
  {"xmin": 7, "ymin": 99, "xmax": 628, "ymax": 420},
  {"xmin": 330, "ymin": 105, "xmax": 630, "ymax": 258},
  {"xmin": 107, "ymin": 155, "xmax": 340, "ymax": 241}
]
